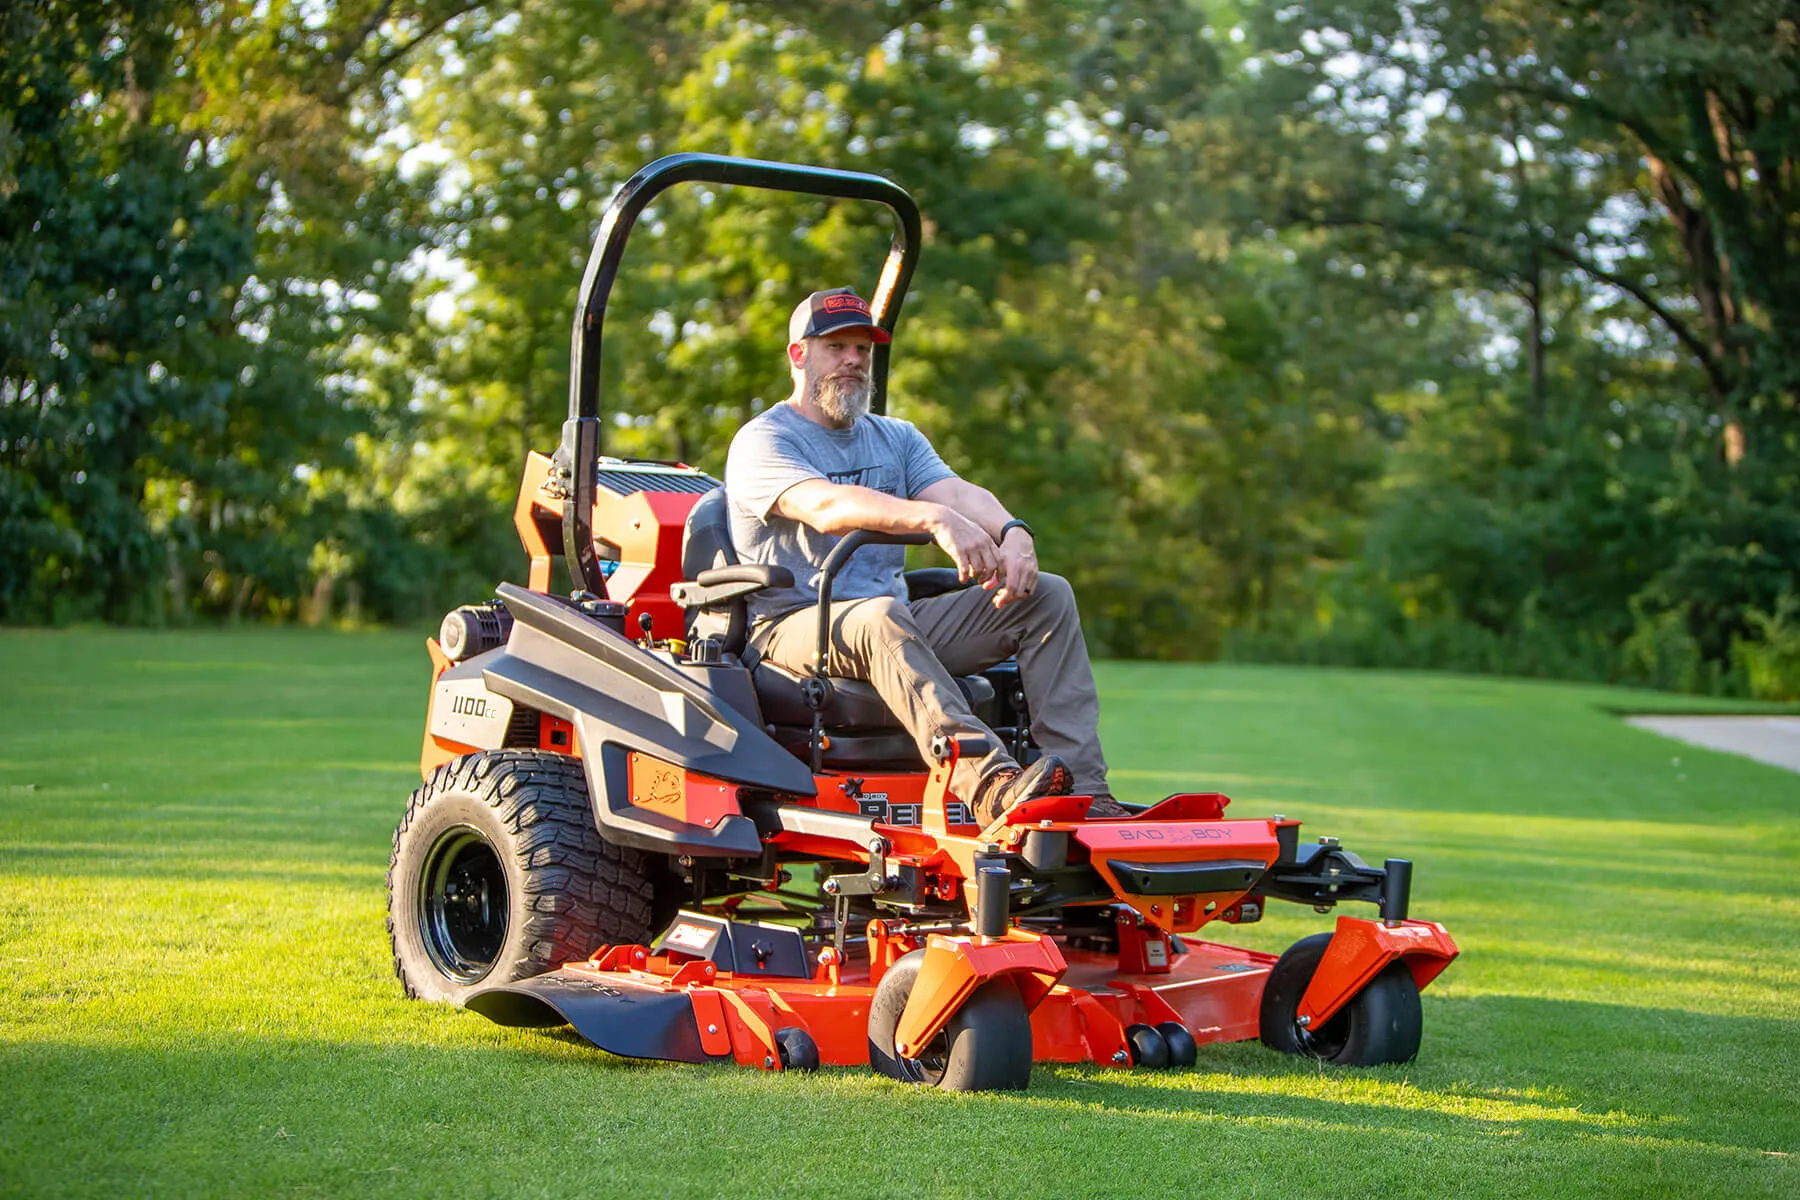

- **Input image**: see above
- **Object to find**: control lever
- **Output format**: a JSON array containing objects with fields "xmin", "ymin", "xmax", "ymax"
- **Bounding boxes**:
[{"xmin": 805, "ymin": 528, "xmax": 933, "ymax": 772}]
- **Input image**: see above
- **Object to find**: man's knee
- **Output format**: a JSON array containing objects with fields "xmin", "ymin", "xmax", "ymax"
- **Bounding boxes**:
[
  {"xmin": 836, "ymin": 595, "xmax": 918, "ymax": 654},
  {"xmin": 1031, "ymin": 572, "xmax": 1077, "ymax": 617}
]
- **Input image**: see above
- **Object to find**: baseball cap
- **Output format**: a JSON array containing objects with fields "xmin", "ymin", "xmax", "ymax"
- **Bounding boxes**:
[{"xmin": 788, "ymin": 287, "xmax": 892, "ymax": 344}]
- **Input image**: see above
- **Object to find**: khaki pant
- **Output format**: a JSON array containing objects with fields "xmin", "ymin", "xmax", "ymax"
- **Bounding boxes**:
[{"xmin": 751, "ymin": 573, "xmax": 1108, "ymax": 801}]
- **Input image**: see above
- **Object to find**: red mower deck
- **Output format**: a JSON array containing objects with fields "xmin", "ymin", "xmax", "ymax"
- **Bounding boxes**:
[{"xmin": 468, "ymin": 912, "xmax": 1457, "ymax": 1071}]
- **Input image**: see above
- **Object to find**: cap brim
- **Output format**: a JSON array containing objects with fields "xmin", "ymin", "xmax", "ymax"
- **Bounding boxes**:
[{"xmin": 807, "ymin": 315, "xmax": 892, "ymax": 344}]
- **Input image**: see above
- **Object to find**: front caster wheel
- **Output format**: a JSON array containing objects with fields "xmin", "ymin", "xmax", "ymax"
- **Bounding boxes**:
[
  {"xmin": 1156, "ymin": 1021, "xmax": 1198, "ymax": 1068},
  {"xmin": 867, "ymin": 949, "xmax": 1033, "ymax": 1092},
  {"xmin": 775, "ymin": 1026, "xmax": 820, "ymax": 1072},
  {"xmin": 1124, "ymin": 1022, "xmax": 1169, "ymax": 1068},
  {"xmin": 1259, "ymin": 932, "xmax": 1423, "ymax": 1066}
]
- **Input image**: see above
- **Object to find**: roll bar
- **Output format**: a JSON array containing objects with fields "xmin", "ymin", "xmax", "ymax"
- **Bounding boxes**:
[{"xmin": 559, "ymin": 153, "xmax": 924, "ymax": 597}]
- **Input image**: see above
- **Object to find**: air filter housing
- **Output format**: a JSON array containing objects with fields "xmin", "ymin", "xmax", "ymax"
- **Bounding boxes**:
[{"xmin": 440, "ymin": 601, "xmax": 513, "ymax": 662}]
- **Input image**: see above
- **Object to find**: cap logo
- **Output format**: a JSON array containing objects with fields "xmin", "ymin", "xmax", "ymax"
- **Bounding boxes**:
[{"xmin": 821, "ymin": 294, "xmax": 869, "ymax": 315}]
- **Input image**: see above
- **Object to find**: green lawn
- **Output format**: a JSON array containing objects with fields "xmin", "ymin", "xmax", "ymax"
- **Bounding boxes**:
[{"xmin": 2, "ymin": 629, "xmax": 1796, "ymax": 1198}]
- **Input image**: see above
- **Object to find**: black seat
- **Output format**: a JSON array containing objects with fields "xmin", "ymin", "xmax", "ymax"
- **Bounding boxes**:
[
  {"xmin": 677, "ymin": 488, "xmax": 994, "ymax": 766},
  {"xmin": 752, "ymin": 660, "xmax": 996, "ymax": 728}
]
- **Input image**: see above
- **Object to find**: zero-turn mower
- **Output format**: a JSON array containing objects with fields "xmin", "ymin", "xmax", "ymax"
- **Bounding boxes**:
[{"xmin": 388, "ymin": 153, "xmax": 1458, "ymax": 1091}]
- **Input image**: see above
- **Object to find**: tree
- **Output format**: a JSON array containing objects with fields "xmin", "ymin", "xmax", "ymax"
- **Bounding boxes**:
[
  {"xmin": 1, "ymin": 0, "xmax": 449, "ymax": 621},
  {"xmin": 1201, "ymin": 0, "xmax": 1800, "ymax": 681},
  {"xmin": 1243, "ymin": 0, "xmax": 1800, "ymax": 458}
]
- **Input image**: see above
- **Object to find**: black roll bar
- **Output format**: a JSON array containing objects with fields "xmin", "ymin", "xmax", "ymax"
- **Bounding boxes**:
[{"xmin": 559, "ymin": 153, "xmax": 924, "ymax": 597}]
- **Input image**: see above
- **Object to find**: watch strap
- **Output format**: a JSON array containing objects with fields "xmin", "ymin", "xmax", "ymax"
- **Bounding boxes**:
[{"xmin": 997, "ymin": 518, "xmax": 1035, "ymax": 544}]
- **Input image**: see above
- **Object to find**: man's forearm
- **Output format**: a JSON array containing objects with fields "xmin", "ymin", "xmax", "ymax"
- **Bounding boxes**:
[
  {"xmin": 918, "ymin": 478, "xmax": 1013, "ymax": 542},
  {"xmin": 776, "ymin": 477, "xmax": 1010, "ymax": 585},
  {"xmin": 775, "ymin": 480, "xmax": 948, "ymax": 537}
]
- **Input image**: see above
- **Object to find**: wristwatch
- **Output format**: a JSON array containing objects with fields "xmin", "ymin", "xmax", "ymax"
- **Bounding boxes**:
[{"xmin": 997, "ymin": 518, "xmax": 1034, "ymax": 545}]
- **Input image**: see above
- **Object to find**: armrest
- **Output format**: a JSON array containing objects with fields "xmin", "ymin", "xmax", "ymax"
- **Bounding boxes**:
[
  {"xmin": 818, "ymin": 530, "xmax": 933, "ymax": 584},
  {"xmin": 671, "ymin": 564, "xmax": 795, "ymax": 610},
  {"xmin": 696, "ymin": 564, "xmax": 794, "ymax": 589},
  {"xmin": 904, "ymin": 567, "xmax": 969, "ymax": 601}
]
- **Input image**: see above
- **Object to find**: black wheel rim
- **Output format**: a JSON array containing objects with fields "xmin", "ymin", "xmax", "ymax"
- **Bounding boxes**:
[
  {"xmin": 1296, "ymin": 1009, "xmax": 1351, "ymax": 1060},
  {"xmin": 419, "ymin": 825, "xmax": 508, "ymax": 984},
  {"xmin": 896, "ymin": 1029, "xmax": 951, "ymax": 1086}
]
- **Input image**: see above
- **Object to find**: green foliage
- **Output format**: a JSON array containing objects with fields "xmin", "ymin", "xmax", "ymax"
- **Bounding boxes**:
[
  {"xmin": 1, "ymin": 1, "xmax": 1795, "ymax": 691},
  {"xmin": 0, "ymin": 0, "xmax": 437, "ymax": 624},
  {"xmin": 1621, "ymin": 600, "xmax": 1708, "ymax": 696},
  {"xmin": 1212, "ymin": 0, "xmax": 1800, "ymax": 688},
  {"xmin": 1224, "ymin": 580, "xmax": 1623, "ymax": 686},
  {"xmin": 1733, "ymin": 593, "xmax": 1800, "ymax": 702},
  {"xmin": 2, "ymin": 1, "xmax": 249, "ymax": 620}
]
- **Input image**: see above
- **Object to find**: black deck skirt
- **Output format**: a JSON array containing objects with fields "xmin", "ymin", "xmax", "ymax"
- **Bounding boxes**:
[{"xmin": 466, "ymin": 971, "xmax": 723, "ymax": 1063}]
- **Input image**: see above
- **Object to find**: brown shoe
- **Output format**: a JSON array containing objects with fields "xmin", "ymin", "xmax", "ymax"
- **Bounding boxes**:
[
  {"xmin": 973, "ymin": 754, "xmax": 1074, "ymax": 826},
  {"xmin": 1085, "ymin": 794, "xmax": 1131, "ymax": 818}
]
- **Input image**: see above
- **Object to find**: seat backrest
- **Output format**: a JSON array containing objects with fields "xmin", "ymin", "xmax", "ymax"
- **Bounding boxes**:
[
  {"xmin": 680, "ymin": 487, "xmax": 748, "ymax": 652},
  {"xmin": 682, "ymin": 486, "xmax": 737, "ymax": 578}
]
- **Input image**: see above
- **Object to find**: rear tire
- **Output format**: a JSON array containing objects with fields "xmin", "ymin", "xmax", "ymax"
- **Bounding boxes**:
[
  {"xmin": 867, "ymin": 949, "xmax": 1034, "ymax": 1092},
  {"xmin": 388, "ymin": 750, "xmax": 661, "ymax": 1004},
  {"xmin": 1258, "ymin": 932, "xmax": 1423, "ymax": 1066}
]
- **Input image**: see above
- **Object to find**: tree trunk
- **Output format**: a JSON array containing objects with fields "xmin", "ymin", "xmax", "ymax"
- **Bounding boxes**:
[
  {"xmin": 165, "ymin": 539, "xmax": 187, "ymax": 622},
  {"xmin": 1647, "ymin": 153, "xmax": 1745, "ymax": 466},
  {"xmin": 1527, "ymin": 256, "xmax": 1545, "ymax": 444},
  {"xmin": 230, "ymin": 575, "xmax": 253, "ymax": 624},
  {"xmin": 305, "ymin": 573, "xmax": 334, "ymax": 627}
]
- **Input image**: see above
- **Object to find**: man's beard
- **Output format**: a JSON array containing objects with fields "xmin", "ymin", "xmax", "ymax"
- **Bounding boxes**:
[{"xmin": 810, "ymin": 370, "xmax": 871, "ymax": 426}]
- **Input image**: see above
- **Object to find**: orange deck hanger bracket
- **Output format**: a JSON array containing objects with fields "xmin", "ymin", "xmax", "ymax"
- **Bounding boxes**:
[
  {"xmin": 709, "ymin": 988, "xmax": 783, "ymax": 1068},
  {"xmin": 865, "ymin": 919, "xmax": 918, "ymax": 991},
  {"xmin": 686, "ymin": 987, "xmax": 734, "ymax": 1057},
  {"xmin": 1296, "ymin": 916, "xmax": 1461, "ymax": 1028},
  {"xmin": 1065, "ymin": 988, "xmax": 1132, "ymax": 1065}
]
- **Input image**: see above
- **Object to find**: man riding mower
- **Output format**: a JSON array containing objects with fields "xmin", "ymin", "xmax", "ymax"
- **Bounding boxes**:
[
  {"xmin": 724, "ymin": 282, "xmax": 1114, "ymax": 828},
  {"xmin": 388, "ymin": 153, "xmax": 1458, "ymax": 1092}
]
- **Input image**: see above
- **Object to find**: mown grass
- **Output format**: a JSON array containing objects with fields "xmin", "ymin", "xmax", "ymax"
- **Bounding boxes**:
[{"xmin": 2, "ymin": 629, "xmax": 1796, "ymax": 1198}]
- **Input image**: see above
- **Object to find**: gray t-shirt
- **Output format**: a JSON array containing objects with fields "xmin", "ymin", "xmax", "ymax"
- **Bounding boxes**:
[{"xmin": 724, "ymin": 403, "xmax": 956, "ymax": 625}]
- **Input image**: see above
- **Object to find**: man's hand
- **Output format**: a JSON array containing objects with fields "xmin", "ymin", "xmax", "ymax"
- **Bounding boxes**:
[
  {"xmin": 987, "ymin": 526, "xmax": 1038, "ymax": 608},
  {"xmin": 928, "ymin": 506, "xmax": 1001, "ymax": 585}
]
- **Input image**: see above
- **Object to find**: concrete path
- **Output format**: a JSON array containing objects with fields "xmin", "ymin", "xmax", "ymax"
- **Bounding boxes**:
[{"xmin": 1625, "ymin": 715, "xmax": 1800, "ymax": 774}]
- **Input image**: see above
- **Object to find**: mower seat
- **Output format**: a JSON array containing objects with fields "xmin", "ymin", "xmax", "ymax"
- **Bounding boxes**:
[
  {"xmin": 678, "ymin": 487, "xmax": 994, "ymax": 768},
  {"xmin": 751, "ymin": 661, "xmax": 996, "ymax": 728}
]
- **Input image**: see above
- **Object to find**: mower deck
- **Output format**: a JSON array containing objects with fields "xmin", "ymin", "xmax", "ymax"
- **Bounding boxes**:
[{"xmin": 466, "ymin": 914, "xmax": 1456, "ymax": 1071}]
